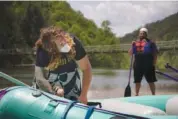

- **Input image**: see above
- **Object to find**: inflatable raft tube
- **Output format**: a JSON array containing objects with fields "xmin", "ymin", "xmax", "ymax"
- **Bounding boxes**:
[
  {"xmin": 0, "ymin": 86, "xmax": 150, "ymax": 119},
  {"xmin": 0, "ymin": 86, "xmax": 177, "ymax": 119},
  {"xmin": 90, "ymin": 98, "xmax": 178, "ymax": 119},
  {"xmin": 118, "ymin": 95, "xmax": 178, "ymax": 115}
]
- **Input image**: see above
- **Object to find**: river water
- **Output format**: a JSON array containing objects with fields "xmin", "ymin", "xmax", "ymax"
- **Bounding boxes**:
[{"xmin": 1, "ymin": 66, "xmax": 178, "ymax": 99}]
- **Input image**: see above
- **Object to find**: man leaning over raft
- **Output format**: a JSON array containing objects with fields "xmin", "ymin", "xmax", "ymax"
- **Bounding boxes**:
[{"xmin": 33, "ymin": 26, "xmax": 92, "ymax": 104}]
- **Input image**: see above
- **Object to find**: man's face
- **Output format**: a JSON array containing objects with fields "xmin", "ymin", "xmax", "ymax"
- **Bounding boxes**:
[
  {"xmin": 41, "ymin": 29, "xmax": 71, "ymax": 53},
  {"xmin": 139, "ymin": 31, "xmax": 147, "ymax": 39},
  {"xmin": 54, "ymin": 39, "xmax": 71, "ymax": 53},
  {"xmin": 42, "ymin": 39, "xmax": 70, "ymax": 53}
]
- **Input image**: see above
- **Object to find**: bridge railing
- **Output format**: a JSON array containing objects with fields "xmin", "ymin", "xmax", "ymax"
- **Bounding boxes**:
[
  {"xmin": 155, "ymin": 40, "xmax": 178, "ymax": 50},
  {"xmin": 85, "ymin": 45, "xmax": 121, "ymax": 53},
  {"xmin": 84, "ymin": 40, "xmax": 178, "ymax": 52},
  {"xmin": 0, "ymin": 40, "xmax": 178, "ymax": 54},
  {"xmin": 0, "ymin": 48, "xmax": 34, "ymax": 55}
]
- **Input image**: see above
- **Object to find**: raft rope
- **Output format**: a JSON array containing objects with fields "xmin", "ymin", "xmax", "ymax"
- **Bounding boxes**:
[
  {"xmin": 84, "ymin": 106, "xmax": 95, "ymax": 119},
  {"xmin": 61, "ymin": 101, "xmax": 78, "ymax": 119}
]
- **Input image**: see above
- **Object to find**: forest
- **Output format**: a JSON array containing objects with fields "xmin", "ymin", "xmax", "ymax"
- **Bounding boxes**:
[{"xmin": 0, "ymin": 1, "xmax": 177, "ymax": 70}]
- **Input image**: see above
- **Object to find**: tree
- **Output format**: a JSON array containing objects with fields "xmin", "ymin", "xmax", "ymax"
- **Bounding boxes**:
[
  {"xmin": 101, "ymin": 20, "xmax": 111, "ymax": 31},
  {"xmin": 20, "ymin": 2, "xmax": 46, "ymax": 47},
  {"xmin": 0, "ymin": 2, "xmax": 16, "ymax": 48}
]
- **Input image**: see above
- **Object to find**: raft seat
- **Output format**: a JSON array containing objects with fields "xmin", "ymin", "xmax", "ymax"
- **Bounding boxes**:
[{"xmin": 166, "ymin": 96, "xmax": 178, "ymax": 115}]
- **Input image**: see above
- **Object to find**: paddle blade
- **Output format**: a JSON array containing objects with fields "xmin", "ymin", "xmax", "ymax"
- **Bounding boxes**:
[{"xmin": 124, "ymin": 84, "xmax": 131, "ymax": 97}]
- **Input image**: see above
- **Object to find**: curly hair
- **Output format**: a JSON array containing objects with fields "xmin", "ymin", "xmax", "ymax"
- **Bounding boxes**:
[{"xmin": 35, "ymin": 26, "xmax": 76, "ymax": 70}]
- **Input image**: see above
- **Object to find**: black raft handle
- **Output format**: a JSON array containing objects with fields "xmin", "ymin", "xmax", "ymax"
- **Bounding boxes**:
[{"xmin": 87, "ymin": 102, "xmax": 102, "ymax": 108}]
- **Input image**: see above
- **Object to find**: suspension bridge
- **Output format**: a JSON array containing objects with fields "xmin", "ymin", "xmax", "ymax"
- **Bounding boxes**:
[{"xmin": 0, "ymin": 40, "xmax": 178, "ymax": 55}]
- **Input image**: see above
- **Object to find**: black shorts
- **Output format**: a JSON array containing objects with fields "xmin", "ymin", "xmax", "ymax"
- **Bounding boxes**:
[{"xmin": 133, "ymin": 65, "xmax": 157, "ymax": 83}]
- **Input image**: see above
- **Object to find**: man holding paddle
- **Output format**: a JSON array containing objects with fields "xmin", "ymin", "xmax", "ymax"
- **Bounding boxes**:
[{"xmin": 129, "ymin": 27, "xmax": 158, "ymax": 96}]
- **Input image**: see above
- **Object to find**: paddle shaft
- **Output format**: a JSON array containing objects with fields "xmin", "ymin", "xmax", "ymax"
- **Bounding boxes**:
[
  {"xmin": 128, "ymin": 54, "xmax": 134, "ymax": 84},
  {"xmin": 155, "ymin": 70, "xmax": 178, "ymax": 82},
  {"xmin": 0, "ymin": 72, "xmax": 29, "ymax": 86},
  {"xmin": 165, "ymin": 63, "xmax": 178, "ymax": 73}
]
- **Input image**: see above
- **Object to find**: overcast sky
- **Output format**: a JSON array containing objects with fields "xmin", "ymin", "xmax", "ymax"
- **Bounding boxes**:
[{"xmin": 67, "ymin": 1, "xmax": 178, "ymax": 37}]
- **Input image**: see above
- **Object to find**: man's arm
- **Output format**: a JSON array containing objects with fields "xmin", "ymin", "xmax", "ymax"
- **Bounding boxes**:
[
  {"xmin": 128, "ymin": 48, "xmax": 133, "ymax": 56},
  {"xmin": 35, "ymin": 66, "xmax": 53, "ymax": 93},
  {"xmin": 76, "ymin": 55, "xmax": 92, "ymax": 98},
  {"xmin": 34, "ymin": 47, "xmax": 54, "ymax": 93},
  {"xmin": 151, "ymin": 42, "xmax": 159, "ymax": 65},
  {"xmin": 73, "ymin": 36, "xmax": 92, "ymax": 104},
  {"xmin": 128, "ymin": 41, "xmax": 136, "ymax": 56}
]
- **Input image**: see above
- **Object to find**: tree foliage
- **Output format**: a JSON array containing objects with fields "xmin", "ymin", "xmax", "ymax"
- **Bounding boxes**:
[{"xmin": 0, "ymin": 1, "xmax": 121, "ymax": 68}]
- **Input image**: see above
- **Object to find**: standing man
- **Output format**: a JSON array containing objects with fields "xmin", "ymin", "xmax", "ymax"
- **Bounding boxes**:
[
  {"xmin": 34, "ymin": 26, "xmax": 92, "ymax": 104},
  {"xmin": 129, "ymin": 27, "xmax": 158, "ymax": 96}
]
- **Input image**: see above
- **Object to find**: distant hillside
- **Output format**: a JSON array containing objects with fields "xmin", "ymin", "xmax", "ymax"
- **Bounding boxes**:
[{"xmin": 121, "ymin": 12, "xmax": 178, "ymax": 43}]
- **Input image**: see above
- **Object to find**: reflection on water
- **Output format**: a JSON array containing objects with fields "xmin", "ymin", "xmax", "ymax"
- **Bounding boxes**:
[{"xmin": 0, "ymin": 66, "xmax": 178, "ymax": 99}]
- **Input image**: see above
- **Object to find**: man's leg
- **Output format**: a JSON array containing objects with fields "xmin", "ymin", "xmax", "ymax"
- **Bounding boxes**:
[
  {"xmin": 134, "ymin": 67, "xmax": 143, "ymax": 96},
  {"xmin": 135, "ymin": 83, "xmax": 141, "ymax": 96},
  {"xmin": 145, "ymin": 66, "xmax": 157, "ymax": 95},
  {"xmin": 148, "ymin": 83, "xmax": 155, "ymax": 95}
]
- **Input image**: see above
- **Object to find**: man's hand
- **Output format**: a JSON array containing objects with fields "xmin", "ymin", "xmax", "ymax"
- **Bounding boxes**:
[
  {"xmin": 53, "ymin": 85, "xmax": 64, "ymax": 97},
  {"xmin": 56, "ymin": 88, "xmax": 64, "ymax": 97},
  {"xmin": 78, "ymin": 94, "xmax": 88, "ymax": 104}
]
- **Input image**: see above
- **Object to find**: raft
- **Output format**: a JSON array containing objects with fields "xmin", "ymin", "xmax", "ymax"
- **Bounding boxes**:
[{"xmin": 0, "ymin": 86, "xmax": 178, "ymax": 119}]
